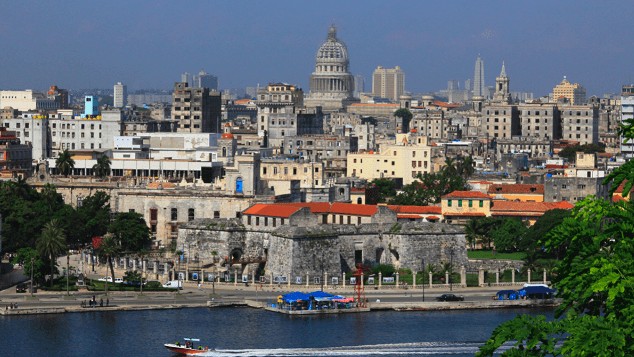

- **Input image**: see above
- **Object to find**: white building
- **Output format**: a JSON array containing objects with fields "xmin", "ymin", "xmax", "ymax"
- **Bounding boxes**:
[
  {"xmin": 0, "ymin": 90, "xmax": 58, "ymax": 111},
  {"xmin": 114, "ymin": 82, "xmax": 127, "ymax": 108}
]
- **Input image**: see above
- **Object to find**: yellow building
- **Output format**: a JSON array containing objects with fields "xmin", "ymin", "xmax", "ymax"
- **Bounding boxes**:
[
  {"xmin": 441, "ymin": 191, "xmax": 492, "ymax": 224},
  {"xmin": 552, "ymin": 76, "xmax": 586, "ymax": 105},
  {"xmin": 346, "ymin": 133, "xmax": 432, "ymax": 185}
]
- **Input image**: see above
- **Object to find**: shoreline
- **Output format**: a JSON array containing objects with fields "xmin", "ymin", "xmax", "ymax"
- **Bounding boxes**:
[{"xmin": 0, "ymin": 294, "xmax": 559, "ymax": 316}]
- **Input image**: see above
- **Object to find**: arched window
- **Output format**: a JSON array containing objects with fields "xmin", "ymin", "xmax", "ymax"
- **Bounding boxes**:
[
  {"xmin": 357, "ymin": 197, "xmax": 363, "ymax": 204},
  {"xmin": 222, "ymin": 147, "xmax": 227, "ymax": 156}
]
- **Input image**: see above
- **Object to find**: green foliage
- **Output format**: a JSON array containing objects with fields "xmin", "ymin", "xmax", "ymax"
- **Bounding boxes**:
[
  {"xmin": 108, "ymin": 211, "xmax": 151, "ymax": 252},
  {"xmin": 467, "ymin": 250, "xmax": 526, "ymax": 260},
  {"xmin": 367, "ymin": 178, "xmax": 397, "ymax": 203},
  {"xmin": 478, "ymin": 197, "xmax": 634, "ymax": 356},
  {"xmin": 557, "ymin": 143, "xmax": 605, "ymax": 163},
  {"xmin": 490, "ymin": 218, "xmax": 529, "ymax": 252},
  {"xmin": 523, "ymin": 209, "xmax": 571, "ymax": 260},
  {"xmin": 55, "ymin": 149, "xmax": 75, "ymax": 176},
  {"xmin": 11, "ymin": 248, "xmax": 45, "ymax": 284},
  {"xmin": 391, "ymin": 156, "xmax": 473, "ymax": 206},
  {"xmin": 37, "ymin": 219, "xmax": 67, "ymax": 287},
  {"xmin": 371, "ymin": 264, "xmax": 395, "ymax": 277},
  {"xmin": 92, "ymin": 156, "xmax": 111, "ymax": 178},
  {"xmin": 75, "ymin": 191, "xmax": 111, "ymax": 246},
  {"xmin": 124, "ymin": 270, "xmax": 142, "ymax": 283},
  {"xmin": 604, "ymin": 159, "xmax": 634, "ymax": 197},
  {"xmin": 393, "ymin": 108, "xmax": 413, "ymax": 122}
]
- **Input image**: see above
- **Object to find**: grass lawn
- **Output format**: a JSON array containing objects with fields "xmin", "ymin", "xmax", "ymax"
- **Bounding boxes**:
[{"xmin": 468, "ymin": 250, "xmax": 526, "ymax": 260}]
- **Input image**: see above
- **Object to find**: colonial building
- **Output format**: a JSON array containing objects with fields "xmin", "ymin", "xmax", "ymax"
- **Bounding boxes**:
[
  {"xmin": 559, "ymin": 104, "xmax": 599, "ymax": 145},
  {"xmin": 552, "ymin": 76, "xmax": 586, "ymax": 105},
  {"xmin": 172, "ymin": 82, "xmax": 222, "ymax": 133},
  {"xmin": 347, "ymin": 133, "xmax": 432, "ymax": 185}
]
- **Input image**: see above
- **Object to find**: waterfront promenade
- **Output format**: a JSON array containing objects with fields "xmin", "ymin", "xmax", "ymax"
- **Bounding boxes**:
[{"xmin": 0, "ymin": 254, "xmax": 557, "ymax": 316}]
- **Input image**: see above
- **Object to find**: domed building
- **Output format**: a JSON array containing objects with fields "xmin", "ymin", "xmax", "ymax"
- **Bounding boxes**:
[{"xmin": 304, "ymin": 25, "xmax": 359, "ymax": 112}]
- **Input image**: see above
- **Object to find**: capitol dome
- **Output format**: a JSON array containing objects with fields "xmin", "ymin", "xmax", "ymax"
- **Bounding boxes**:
[
  {"xmin": 315, "ymin": 26, "xmax": 349, "ymax": 67},
  {"xmin": 306, "ymin": 25, "xmax": 356, "ymax": 111}
]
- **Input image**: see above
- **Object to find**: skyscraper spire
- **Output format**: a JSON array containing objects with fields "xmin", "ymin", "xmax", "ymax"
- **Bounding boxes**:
[{"xmin": 473, "ymin": 55, "xmax": 485, "ymax": 97}]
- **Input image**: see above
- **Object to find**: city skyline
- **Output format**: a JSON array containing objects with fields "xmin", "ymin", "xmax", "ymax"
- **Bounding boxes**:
[{"xmin": 1, "ymin": 1, "xmax": 633, "ymax": 97}]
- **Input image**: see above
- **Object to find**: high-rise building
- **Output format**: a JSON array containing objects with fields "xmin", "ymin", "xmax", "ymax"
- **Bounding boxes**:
[
  {"xmin": 47, "ymin": 85, "xmax": 69, "ymax": 109},
  {"xmin": 372, "ymin": 66, "xmax": 405, "ymax": 101},
  {"xmin": 113, "ymin": 82, "xmax": 127, "ymax": 108},
  {"xmin": 180, "ymin": 72, "xmax": 192, "ymax": 87},
  {"xmin": 353, "ymin": 74, "xmax": 365, "ymax": 98},
  {"xmin": 620, "ymin": 85, "xmax": 634, "ymax": 158},
  {"xmin": 172, "ymin": 82, "xmax": 222, "ymax": 133},
  {"xmin": 304, "ymin": 25, "xmax": 357, "ymax": 112},
  {"xmin": 193, "ymin": 70, "xmax": 218, "ymax": 91},
  {"xmin": 552, "ymin": 76, "xmax": 586, "ymax": 105},
  {"xmin": 83, "ymin": 96, "xmax": 99, "ymax": 118},
  {"xmin": 473, "ymin": 55, "xmax": 485, "ymax": 98}
]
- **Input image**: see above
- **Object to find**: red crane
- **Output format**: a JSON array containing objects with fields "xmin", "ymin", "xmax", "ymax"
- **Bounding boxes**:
[{"xmin": 352, "ymin": 263, "xmax": 369, "ymax": 308}]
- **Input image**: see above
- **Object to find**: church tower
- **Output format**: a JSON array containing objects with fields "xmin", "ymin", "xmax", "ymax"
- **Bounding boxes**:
[{"xmin": 493, "ymin": 62, "xmax": 511, "ymax": 104}]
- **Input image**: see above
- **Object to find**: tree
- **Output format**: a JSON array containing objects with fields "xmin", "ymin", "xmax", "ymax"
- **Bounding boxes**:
[
  {"xmin": 55, "ymin": 149, "xmax": 75, "ymax": 177},
  {"xmin": 367, "ymin": 178, "xmax": 397, "ymax": 203},
  {"xmin": 558, "ymin": 143, "xmax": 605, "ymax": 163},
  {"xmin": 477, "ymin": 197, "xmax": 634, "ymax": 355},
  {"xmin": 489, "ymin": 218, "xmax": 528, "ymax": 252},
  {"xmin": 92, "ymin": 155, "xmax": 111, "ymax": 179},
  {"xmin": 523, "ymin": 209, "xmax": 571, "ymax": 259},
  {"xmin": 36, "ymin": 219, "xmax": 67, "ymax": 287},
  {"xmin": 108, "ymin": 211, "xmax": 151, "ymax": 253},
  {"xmin": 11, "ymin": 247, "xmax": 45, "ymax": 285},
  {"xmin": 465, "ymin": 218, "xmax": 487, "ymax": 250},
  {"xmin": 76, "ymin": 191, "xmax": 111, "ymax": 246},
  {"xmin": 99, "ymin": 234, "xmax": 120, "ymax": 284},
  {"xmin": 393, "ymin": 108, "xmax": 413, "ymax": 132}
]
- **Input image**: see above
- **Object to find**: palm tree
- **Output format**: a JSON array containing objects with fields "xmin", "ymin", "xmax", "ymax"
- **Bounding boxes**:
[
  {"xmin": 55, "ymin": 149, "xmax": 75, "ymax": 177},
  {"xmin": 457, "ymin": 156, "xmax": 476, "ymax": 179},
  {"xmin": 36, "ymin": 219, "xmax": 67, "ymax": 287},
  {"xmin": 92, "ymin": 155, "xmax": 111, "ymax": 179}
]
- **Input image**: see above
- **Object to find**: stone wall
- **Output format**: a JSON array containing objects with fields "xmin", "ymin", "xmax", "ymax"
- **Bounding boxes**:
[{"xmin": 177, "ymin": 219, "xmax": 468, "ymax": 281}]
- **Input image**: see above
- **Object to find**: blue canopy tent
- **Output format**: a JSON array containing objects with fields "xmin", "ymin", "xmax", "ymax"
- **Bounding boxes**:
[
  {"xmin": 281, "ymin": 291, "xmax": 310, "ymax": 303},
  {"xmin": 496, "ymin": 290, "xmax": 520, "ymax": 300},
  {"xmin": 519, "ymin": 286, "xmax": 556, "ymax": 299}
]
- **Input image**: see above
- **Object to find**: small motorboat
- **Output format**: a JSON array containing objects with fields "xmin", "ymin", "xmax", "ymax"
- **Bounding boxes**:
[{"xmin": 164, "ymin": 338, "xmax": 210, "ymax": 355}]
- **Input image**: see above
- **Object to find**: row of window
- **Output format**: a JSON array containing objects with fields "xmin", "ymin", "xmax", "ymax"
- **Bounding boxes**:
[{"xmin": 447, "ymin": 199, "xmax": 484, "ymax": 208}]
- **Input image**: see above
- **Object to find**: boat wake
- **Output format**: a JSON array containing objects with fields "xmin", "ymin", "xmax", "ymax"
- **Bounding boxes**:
[{"xmin": 199, "ymin": 341, "xmax": 500, "ymax": 356}]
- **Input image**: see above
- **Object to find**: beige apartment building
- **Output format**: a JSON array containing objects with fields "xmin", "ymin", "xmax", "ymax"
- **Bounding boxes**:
[
  {"xmin": 560, "ymin": 104, "xmax": 599, "ymax": 145},
  {"xmin": 552, "ymin": 77, "xmax": 586, "ymax": 105},
  {"xmin": 481, "ymin": 104, "xmax": 520, "ymax": 139},
  {"xmin": 347, "ymin": 133, "xmax": 432, "ymax": 185},
  {"xmin": 372, "ymin": 66, "xmax": 405, "ymax": 101}
]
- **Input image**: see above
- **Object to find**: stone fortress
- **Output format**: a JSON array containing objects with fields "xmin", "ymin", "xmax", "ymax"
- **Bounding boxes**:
[{"xmin": 177, "ymin": 203, "xmax": 468, "ymax": 285}]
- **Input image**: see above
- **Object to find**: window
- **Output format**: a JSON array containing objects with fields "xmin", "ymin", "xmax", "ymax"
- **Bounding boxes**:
[
  {"xmin": 188, "ymin": 208, "xmax": 195, "ymax": 221},
  {"xmin": 448, "ymin": 200, "xmax": 452, "ymax": 207},
  {"xmin": 214, "ymin": 211, "xmax": 220, "ymax": 218},
  {"xmin": 458, "ymin": 199, "xmax": 462, "ymax": 207},
  {"xmin": 479, "ymin": 200, "xmax": 483, "ymax": 207},
  {"xmin": 468, "ymin": 200, "xmax": 473, "ymax": 207},
  {"xmin": 171, "ymin": 208, "xmax": 178, "ymax": 221}
]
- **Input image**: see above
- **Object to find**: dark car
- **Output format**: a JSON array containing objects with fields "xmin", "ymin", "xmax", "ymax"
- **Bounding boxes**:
[
  {"xmin": 436, "ymin": 293, "xmax": 464, "ymax": 302},
  {"xmin": 15, "ymin": 283, "xmax": 28, "ymax": 293}
]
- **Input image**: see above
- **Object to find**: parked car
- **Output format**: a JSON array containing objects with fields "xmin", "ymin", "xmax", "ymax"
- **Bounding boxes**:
[
  {"xmin": 114, "ymin": 278, "xmax": 124, "ymax": 284},
  {"xmin": 98, "ymin": 276, "xmax": 113, "ymax": 282},
  {"xmin": 436, "ymin": 293, "xmax": 464, "ymax": 302},
  {"xmin": 163, "ymin": 280, "xmax": 183, "ymax": 289},
  {"xmin": 15, "ymin": 283, "xmax": 28, "ymax": 293}
]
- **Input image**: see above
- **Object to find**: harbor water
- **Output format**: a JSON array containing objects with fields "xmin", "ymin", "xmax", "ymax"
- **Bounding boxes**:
[{"xmin": 0, "ymin": 307, "xmax": 553, "ymax": 356}]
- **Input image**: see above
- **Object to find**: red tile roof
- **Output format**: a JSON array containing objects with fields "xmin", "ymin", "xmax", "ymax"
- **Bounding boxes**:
[
  {"xmin": 490, "ymin": 201, "xmax": 573, "ymax": 216},
  {"xmin": 388, "ymin": 205, "xmax": 441, "ymax": 214},
  {"xmin": 442, "ymin": 191, "xmax": 491, "ymax": 199},
  {"xmin": 242, "ymin": 204, "xmax": 303, "ymax": 218},
  {"xmin": 487, "ymin": 184, "xmax": 544, "ymax": 195},
  {"xmin": 426, "ymin": 216, "xmax": 440, "ymax": 220}
]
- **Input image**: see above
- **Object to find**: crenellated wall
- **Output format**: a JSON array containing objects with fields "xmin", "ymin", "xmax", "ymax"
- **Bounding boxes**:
[{"xmin": 176, "ymin": 219, "xmax": 467, "ymax": 281}]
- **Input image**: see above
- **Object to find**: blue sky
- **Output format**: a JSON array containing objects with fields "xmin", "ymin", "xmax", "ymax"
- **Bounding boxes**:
[{"xmin": 1, "ymin": 1, "xmax": 633, "ymax": 97}]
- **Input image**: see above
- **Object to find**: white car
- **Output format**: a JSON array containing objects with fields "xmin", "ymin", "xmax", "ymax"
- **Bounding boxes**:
[
  {"xmin": 98, "ymin": 276, "xmax": 113, "ymax": 282},
  {"xmin": 114, "ymin": 278, "xmax": 124, "ymax": 284},
  {"xmin": 162, "ymin": 280, "xmax": 183, "ymax": 289}
]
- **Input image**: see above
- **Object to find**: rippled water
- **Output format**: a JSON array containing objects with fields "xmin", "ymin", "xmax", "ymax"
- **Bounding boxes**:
[{"xmin": 0, "ymin": 307, "xmax": 553, "ymax": 356}]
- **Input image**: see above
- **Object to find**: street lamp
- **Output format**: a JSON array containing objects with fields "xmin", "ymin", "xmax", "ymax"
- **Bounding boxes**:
[
  {"xmin": 449, "ymin": 249, "xmax": 454, "ymax": 292},
  {"xmin": 30, "ymin": 257, "xmax": 34, "ymax": 297},
  {"xmin": 421, "ymin": 258, "xmax": 425, "ymax": 302},
  {"xmin": 66, "ymin": 253, "xmax": 70, "ymax": 296}
]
